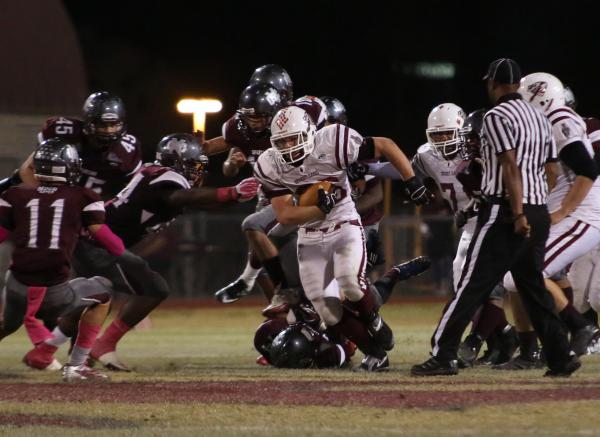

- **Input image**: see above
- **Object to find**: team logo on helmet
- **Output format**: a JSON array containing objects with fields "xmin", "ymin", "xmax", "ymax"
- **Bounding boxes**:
[
  {"xmin": 527, "ymin": 81, "xmax": 548, "ymax": 101},
  {"xmin": 264, "ymin": 88, "xmax": 281, "ymax": 106},
  {"xmin": 164, "ymin": 137, "xmax": 189, "ymax": 153},
  {"xmin": 275, "ymin": 109, "xmax": 290, "ymax": 129}
]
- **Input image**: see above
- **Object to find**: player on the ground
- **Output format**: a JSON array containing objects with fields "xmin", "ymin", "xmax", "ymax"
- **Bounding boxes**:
[
  {"xmin": 36, "ymin": 133, "xmax": 258, "ymax": 372},
  {"xmin": 0, "ymin": 138, "xmax": 122, "ymax": 381}
]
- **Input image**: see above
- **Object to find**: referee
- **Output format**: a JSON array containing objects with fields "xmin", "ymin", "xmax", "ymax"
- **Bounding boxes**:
[{"xmin": 411, "ymin": 58, "xmax": 580, "ymax": 377}]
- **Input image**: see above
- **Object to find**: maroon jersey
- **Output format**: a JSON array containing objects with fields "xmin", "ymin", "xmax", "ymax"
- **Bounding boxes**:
[
  {"xmin": 222, "ymin": 114, "xmax": 272, "ymax": 167},
  {"xmin": 359, "ymin": 176, "xmax": 384, "ymax": 226},
  {"xmin": 291, "ymin": 96, "xmax": 327, "ymax": 130},
  {"xmin": 40, "ymin": 117, "xmax": 142, "ymax": 199},
  {"xmin": 0, "ymin": 185, "xmax": 105, "ymax": 286},
  {"xmin": 105, "ymin": 164, "xmax": 190, "ymax": 248}
]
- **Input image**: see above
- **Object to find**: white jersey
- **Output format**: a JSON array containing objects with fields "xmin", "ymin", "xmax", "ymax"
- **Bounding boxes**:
[
  {"xmin": 254, "ymin": 124, "xmax": 362, "ymax": 228},
  {"xmin": 546, "ymin": 106, "xmax": 600, "ymax": 230},
  {"xmin": 412, "ymin": 143, "xmax": 470, "ymax": 212}
]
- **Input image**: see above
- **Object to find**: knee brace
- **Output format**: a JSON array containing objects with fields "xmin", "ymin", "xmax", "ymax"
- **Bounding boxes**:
[{"xmin": 311, "ymin": 297, "xmax": 343, "ymax": 326}]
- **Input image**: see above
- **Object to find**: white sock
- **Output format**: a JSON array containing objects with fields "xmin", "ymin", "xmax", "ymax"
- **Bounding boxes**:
[
  {"xmin": 44, "ymin": 327, "xmax": 70, "ymax": 347},
  {"xmin": 69, "ymin": 345, "xmax": 90, "ymax": 367},
  {"xmin": 240, "ymin": 261, "xmax": 261, "ymax": 288}
]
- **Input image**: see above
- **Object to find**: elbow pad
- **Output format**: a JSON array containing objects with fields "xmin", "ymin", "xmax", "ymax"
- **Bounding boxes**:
[
  {"xmin": 559, "ymin": 141, "xmax": 599, "ymax": 181},
  {"xmin": 357, "ymin": 137, "xmax": 376, "ymax": 161}
]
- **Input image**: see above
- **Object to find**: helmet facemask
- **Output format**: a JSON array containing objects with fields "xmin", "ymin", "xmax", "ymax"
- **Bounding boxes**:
[
  {"xmin": 237, "ymin": 109, "xmax": 272, "ymax": 134},
  {"xmin": 271, "ymin": 130, "xmax": 314, "ymax": 166},
  {"xmin": 426, "ymin": 127, "xmax": 462, "ymax": 160}
]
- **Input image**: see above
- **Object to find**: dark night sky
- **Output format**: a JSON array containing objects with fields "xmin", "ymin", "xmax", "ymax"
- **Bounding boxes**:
[{"xmin": 63, "ymin": 0, "xmax": 600, "ymax": 165}]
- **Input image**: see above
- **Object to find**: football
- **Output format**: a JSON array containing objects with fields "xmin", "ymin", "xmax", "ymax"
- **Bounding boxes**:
[{"xmin": 298, "ymin": 180, "xmax": 333, "ymax": 206}]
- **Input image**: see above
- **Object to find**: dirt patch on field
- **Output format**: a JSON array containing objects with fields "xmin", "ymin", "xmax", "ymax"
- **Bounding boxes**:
[
  {"xmin": 0, "ymin": 413, "xmax": 137, "ymax": 429},
  {"xmin": 2, "ymin": 380, "xmax": 600, "ymax": 409}
]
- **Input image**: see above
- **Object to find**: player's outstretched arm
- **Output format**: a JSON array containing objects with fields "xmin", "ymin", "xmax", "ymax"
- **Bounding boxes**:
[
  {"xmin": 271, "ymin": 194, "xmax": 325, "ymax": 225},
  {"xmin": 203, "ymin": 136, "xmax": 231, "ymax": 156},
  {"xmin": 222, "ymin": 147, "xmax": 247, "ymax": 177},
  {"xmin": 166, "ymin": 177, "xmax": 259, "ymax": 209},
  {"xmin": 371, "ymin": 137, "xmax": 415, "ymax": 181}
]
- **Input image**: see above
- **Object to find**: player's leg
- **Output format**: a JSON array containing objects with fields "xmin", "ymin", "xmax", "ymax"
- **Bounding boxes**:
[
  {"xmin": 0, "ymin": 272, "xmax": 27, "ymax": 341},
  {"xmin": 90, "ymin": 251, "xmax": 169, "ymax": 371}
]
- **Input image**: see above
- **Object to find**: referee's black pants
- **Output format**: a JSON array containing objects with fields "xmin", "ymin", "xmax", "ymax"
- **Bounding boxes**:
[{"xmin": 430, "ymin": 199, "xmax": 572, "ymax": 370}]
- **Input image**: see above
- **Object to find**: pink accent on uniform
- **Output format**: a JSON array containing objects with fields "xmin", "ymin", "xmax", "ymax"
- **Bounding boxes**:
[
  {"xmin": 93, "ymin": 224, "xmax": 125, "ymax": 256},
  {"xmin": 216, "ymin": 186, "xmax": 237, "ymax": 203},
  {"xmin": 24, "ymin": 287, "xmax": 53, "ymax": 345},
  {"xmin": 93, "ymin": 318, "xmax": 131, "ymax": 353},
  {"xmin": 0, "ymin": 225, "xmax": 10, "ymax": 244},
  {"xmin": 75, "ymin": 321, "xmax": 102, "ymax": 349}
]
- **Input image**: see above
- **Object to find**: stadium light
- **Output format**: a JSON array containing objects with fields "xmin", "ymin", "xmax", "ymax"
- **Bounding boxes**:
[{"xmin": 177, "ymin": 98, "xmax": 223, "ymax": 133}]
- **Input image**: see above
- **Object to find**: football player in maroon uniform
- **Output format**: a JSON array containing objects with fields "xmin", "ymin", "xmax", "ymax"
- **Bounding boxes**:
[
  {"xmin": 0, "ymin": 138, "xmax": 126, "ymax": 381},
  {"xmin": 42, "ymin": 133, "xmax": 257, "ymax": 372},
  {"xmin": 18, "ymin": 92, "xmax": 142, "ymax": 200}
]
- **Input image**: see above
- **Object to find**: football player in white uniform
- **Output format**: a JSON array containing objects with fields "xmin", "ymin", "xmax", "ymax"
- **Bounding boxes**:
[
  {"xmin": 359, "ymin": 104, "xmax": 517, "ymax": 366},
  {"xmin": 500, "ymin": 73, "xmax": 600, "ymax": 365},
  {"xmin": 254, "ymin": 106, "xmax": 425, "ymax": 371}
]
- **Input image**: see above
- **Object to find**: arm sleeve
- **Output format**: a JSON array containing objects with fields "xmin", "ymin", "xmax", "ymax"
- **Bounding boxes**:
[
  {"xmin": 558, "ymin": 141, "xmax": 598, "ymax": 181},
  {"xmin": 484, "ymin": 112, "xmax": 515, "ymax": 154},
  {"xmin": 81, "ymin": 189, "xmax": 106, "ymax": 226},
  {"xmin": 367, "ymin": 161, "xmax": 403, "ymax": 179}
]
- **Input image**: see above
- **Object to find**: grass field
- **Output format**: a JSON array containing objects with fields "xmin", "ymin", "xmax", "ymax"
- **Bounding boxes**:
[{"xmin": 1, "ymin": 300, "xmax": 600, "ymax": 436}]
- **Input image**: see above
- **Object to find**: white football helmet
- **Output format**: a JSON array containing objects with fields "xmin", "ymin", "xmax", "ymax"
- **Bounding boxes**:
[
  {"xmin": 518, "ymin": 72, "xmax": 565, "ymax": 113},
  {"xmin": 426, "ymin": 103, "xmax": 466, "ymax": 159},
  {"xmin": 270, "ymin": 106, "xmax": 316, "ymax": 165}
]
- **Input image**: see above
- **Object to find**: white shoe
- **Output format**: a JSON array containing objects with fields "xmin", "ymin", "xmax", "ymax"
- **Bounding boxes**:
[
  {"xmin": 62, "ymin": 364, "xmax": 109, "ymax": 382},
  {"xmin": 91, "ymin": 351, "xmax": 131, "ymax": 372},
  {"xmin": 45, "ymin": 359, "xmax": 63, "ymax": 371}
]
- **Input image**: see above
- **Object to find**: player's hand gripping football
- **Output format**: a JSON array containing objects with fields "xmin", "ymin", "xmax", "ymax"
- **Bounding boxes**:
[
  {"xmin": 404, "ymin": 176, "xmax": 433, "ymax": 206},
  {"xmin": 317, "ymin": 188, "xmax": 336, "ymax": 214}
]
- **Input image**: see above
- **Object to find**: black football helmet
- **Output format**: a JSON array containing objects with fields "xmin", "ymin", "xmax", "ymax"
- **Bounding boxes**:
[
  {"xmin": 460, "ymin": 109, "xmax": 485, "ymax": 160},
  {"xmin": 249, "ymin": 64, "xmax": 294, "ymax": 102},
  {"xmin": 237, "ymin": 84, "xmax": 284, "ymax": 134},
  {"xmin": 564, "ymin": 86, "xmax": 577, "ymax": 110},
  {"xmin": 33, "ymin": 138, "xmax": 82, "ymax": 185},
  {"xmin": 156, "ymin": 133, "xmax": 209, "ymax": 187},
  {"xmin": 320, "ymin": 96, "xmax": 348, "ymax": 126},
  {"xmin": 82, "ymin": 91, "xmax": 127, "ymax": 145},
  {"xmin": 269, "ymin": 324, "xmax": 317, "ymax": 369}
]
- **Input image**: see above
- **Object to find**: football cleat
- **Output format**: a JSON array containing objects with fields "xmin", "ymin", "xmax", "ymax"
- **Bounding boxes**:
[
  {"xmin": 411, "ymin": 356, "xmax": 459, "ymax": 376},
  {"xmin": 261, "ymin": 293, "xmax": 290, "ymax": 318},
  {"xmin": 62, "ymin": 364, "xmax": 109, "ymax": 382},
  {"xmin": 492, "ymin": 352, "xmax": 544, "ymax": 370},
  {"xmin": 544, "ymin": 355, "xmax": 581, "ymax": 378},
  {"xmin": 457, "ymin": 333, "xmax": 483, "ymax": 368},
  {"xmin": 570, "ymin": 325, "xmax": 600, "ymax": 356},
  {"xmin": 215, "ymin": 278, "xmax": 252, "ymax": 304},
  {"xmin": 22, "ymin": 344, "xmax": 61, "ymax": 371},
  {"xmin": 494, "ymin": 325, "xmax": 519, "ymax": 364},
  {"xmin": 367, "ymin": 314, "xmax": 395, "ymax": 351},
  {"xmin": 89, "ymin": 351, "xmax": 131, "ymax": 372},
  {"xmin": 391, "ymin": 256, "xmax": 432, "ymax": 281},
  {"xmin": 354, "ymin": 354, "xmax": 390, "ymax": 372}
]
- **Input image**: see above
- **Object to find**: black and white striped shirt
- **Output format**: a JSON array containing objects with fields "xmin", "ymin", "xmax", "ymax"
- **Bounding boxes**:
[{"xmin": 481, "ymin": 93, "xmax": 556, "ymax": 205}]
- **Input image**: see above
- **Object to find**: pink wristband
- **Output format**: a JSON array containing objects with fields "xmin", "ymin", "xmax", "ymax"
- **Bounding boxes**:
[
  {"xmin": 216, "ymin": 186, "xmax": 237, "ymax": 203},
  {"xmin": 94, "ymin": 224, "xmax": 125, "ymax": 256}
]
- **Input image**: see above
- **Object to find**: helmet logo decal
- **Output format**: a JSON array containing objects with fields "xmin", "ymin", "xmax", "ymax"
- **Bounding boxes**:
[
  {"xmin": 275, "ymin": 110, "xmax": 289, "ymax": 129},
  {"xmin": 264, "ymin": 88, "xmax": 281, "ymax": 106},
  {"xmin": 165, "ymin": 138, "xmax": 188, "ymax": 153},
  {"xmin": 527, "ymin": 81, "xmax": 548, "ymax": 102}
]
